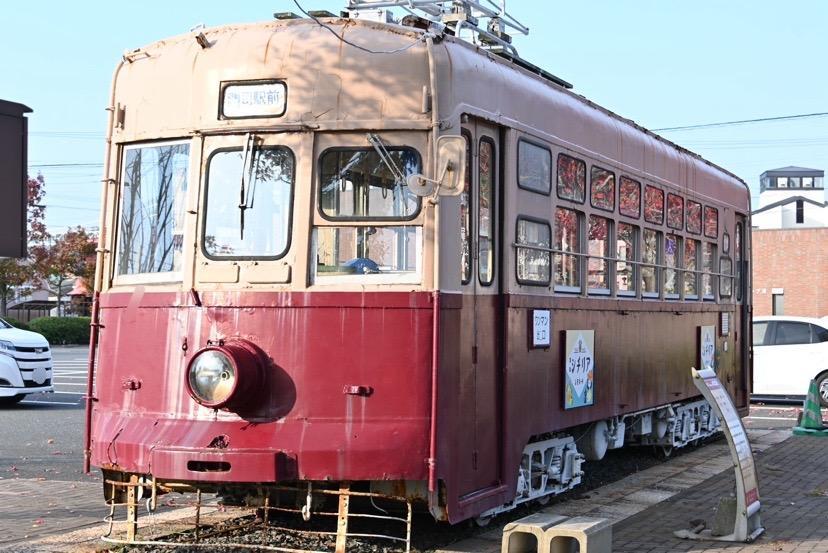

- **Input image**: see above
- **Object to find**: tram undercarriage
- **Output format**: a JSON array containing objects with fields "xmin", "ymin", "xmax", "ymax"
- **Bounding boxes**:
[{"xmin": 478, "ymin": 397, "xmax": 721, "ymax": 520}]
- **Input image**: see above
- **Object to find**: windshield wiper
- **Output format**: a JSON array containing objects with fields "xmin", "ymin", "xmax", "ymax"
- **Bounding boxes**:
[
  {"xmin": 366, "ymin": 133, "xmax": 406, "ymax": 185},
  {"xmin": 238, "ymin": 133, "xmax": 258, "ymax": 240}
]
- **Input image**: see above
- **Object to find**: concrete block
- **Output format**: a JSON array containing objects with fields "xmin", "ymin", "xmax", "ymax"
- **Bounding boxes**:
[
  {"xmin": 501, "ymin": 513, "xmax": 569, "ymax": 553},
  {"xmin": 545, "ymin": 516, "xmax": 612, "ymax": 553}
]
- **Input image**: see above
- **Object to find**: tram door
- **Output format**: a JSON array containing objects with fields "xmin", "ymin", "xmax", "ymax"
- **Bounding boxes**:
[
  {"xmin": 736, "ymin": 215, "xmax": 750, "ymax": 407},
  {"xmin": 457, "ymin": 119, "xmax": 501, "ymax": 496}
]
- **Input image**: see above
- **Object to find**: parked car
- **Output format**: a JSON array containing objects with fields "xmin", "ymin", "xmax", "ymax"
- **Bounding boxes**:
[
  {"xmin": 0, "ymin": 318, "xmax": 53, "ymax": 405},
  {"xmin": 752, "ymin": 316, "xmax": 828, "ymax": 406}
]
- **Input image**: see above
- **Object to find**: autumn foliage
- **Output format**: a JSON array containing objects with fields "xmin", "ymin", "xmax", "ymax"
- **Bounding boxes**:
[
  {"xmin": 0, "ymin": 174, "xmax": 97, "ymax": 316},
  {"xmin": 0, "ymin": 175, "xmax": 47, "ymax": 315}
]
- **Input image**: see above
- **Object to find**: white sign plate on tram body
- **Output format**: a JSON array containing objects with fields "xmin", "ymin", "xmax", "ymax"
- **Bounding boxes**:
[
  {"xmin": 532, "ymin": 309, "xmax": 551, "ymax": 348},
  {"xmin": 700, "ymin": 325, "xmax": 716, "ymax": 370},
  {"xmin": 222, "ymin": 82, "xmax": 287, "ymax": 118}
]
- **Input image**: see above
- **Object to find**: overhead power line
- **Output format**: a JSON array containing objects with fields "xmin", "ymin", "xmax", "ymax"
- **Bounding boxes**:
[
  {"xmin": 654, "ymin": 111, "xmax": 828, "ymax": 132},
  {"xmin": 29, "ymin": 131, "xmax": 102, "ymax": 135},
  {"xmin": 29, "ymin": 163, "xmax": 104, "ymax": 168}
]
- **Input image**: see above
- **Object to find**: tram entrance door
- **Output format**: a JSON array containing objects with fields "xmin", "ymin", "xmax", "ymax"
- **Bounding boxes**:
[{"xmin": 457, "ymin": 119, "xmax": 502, "ymax": 497}]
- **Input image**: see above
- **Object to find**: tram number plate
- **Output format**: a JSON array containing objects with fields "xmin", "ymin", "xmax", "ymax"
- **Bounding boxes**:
[
  {"xmin": 532, "ymin": 309, "xmax": 551, "ymax": 348},
  {"xmin": 564, "ymin": 330, "xmax": 595, "ymax": 409}
]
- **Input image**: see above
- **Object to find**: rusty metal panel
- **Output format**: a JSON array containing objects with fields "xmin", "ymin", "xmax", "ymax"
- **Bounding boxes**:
[{"xmin": 0, "ymin": 100, "xmax": 31, "ymax": 258}]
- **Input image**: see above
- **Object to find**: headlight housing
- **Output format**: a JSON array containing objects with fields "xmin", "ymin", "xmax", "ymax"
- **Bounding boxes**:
[
  {"xmin": 186, "ymin": 341, "xmax": 265, "ymax": 410},
  {"xmin": 187, "ymin": 349, "xmax": 237, "ymax": 407},
  {"xmin": 0, "ymin": 340, "xmax": 16, "ymax": 356}
]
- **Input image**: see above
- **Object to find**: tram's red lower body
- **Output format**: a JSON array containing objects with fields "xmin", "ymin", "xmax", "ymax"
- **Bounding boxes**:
[
  {"xmin": 89, "ymin": 291, "xmax": 434, "ymax": 485},
  {"xmin": 89, "ymin": 290, "xmax": 745, "ymax": 523}
]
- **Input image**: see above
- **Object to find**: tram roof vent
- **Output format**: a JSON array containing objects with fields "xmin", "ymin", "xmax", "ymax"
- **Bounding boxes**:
[{"xmin": 343, "ymin": 0, "xmax": 573, "ymax": 89}]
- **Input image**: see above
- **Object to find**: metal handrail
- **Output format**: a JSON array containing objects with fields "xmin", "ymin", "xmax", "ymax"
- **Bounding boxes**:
[{"xmin": 512, "ymin": 242, "xmax": 737, "ymax": 278}]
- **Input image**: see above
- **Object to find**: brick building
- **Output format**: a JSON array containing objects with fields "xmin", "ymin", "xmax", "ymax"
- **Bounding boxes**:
[
  {"xmin": 752, "ymin": 228, "xmax": 828, "ymax": 317},
  {"xmin": 751, "ymin": 166, "xmax": 828, "ymax": 317}
]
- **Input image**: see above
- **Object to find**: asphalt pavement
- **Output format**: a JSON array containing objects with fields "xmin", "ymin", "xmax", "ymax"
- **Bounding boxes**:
[{"xmin": 0, "ymin": 346, "xmax": 100, "ymax": 547}]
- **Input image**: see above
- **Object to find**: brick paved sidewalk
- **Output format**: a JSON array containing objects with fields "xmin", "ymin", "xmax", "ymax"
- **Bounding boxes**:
[
  {"xmin": 614, "ymin": 435, "xmax": 828, "ymax": 552},
  {"xmin": 0, "ymin": 479, "xmax": 102, "ymax": 546}
]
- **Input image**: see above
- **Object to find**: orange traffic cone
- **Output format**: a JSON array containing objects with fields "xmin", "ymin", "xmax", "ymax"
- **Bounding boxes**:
[{"xmin": 793, "ymin": 379, "xmax": 828, "ymax": 437}]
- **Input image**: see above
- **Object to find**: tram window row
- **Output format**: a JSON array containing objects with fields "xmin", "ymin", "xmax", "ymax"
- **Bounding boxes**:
[{"xmin": 510, "ymin": 138, "xmax": 745, "ymax": 303}]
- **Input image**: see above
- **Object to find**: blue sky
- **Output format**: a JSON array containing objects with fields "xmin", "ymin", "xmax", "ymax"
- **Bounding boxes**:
[{"xmin": 2, "ymin": 1, "xmax": 825, "ymax": 231}]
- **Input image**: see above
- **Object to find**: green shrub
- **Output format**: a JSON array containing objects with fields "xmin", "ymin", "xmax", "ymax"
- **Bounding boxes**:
[
  {"xmin": 3, "ymin": 317, "xmax": 30, "ymax": 331},
  {"xmin": 28, "ymin": 317, "xmax": 91, "ymax": 345}
]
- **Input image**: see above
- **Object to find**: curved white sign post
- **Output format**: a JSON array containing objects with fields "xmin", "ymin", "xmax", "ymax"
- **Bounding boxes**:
[{"xmin": 688, "ymin": 367, "xmax": 764, "ymax": 542}]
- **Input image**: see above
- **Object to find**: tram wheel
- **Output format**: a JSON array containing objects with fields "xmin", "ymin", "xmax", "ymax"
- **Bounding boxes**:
[
  {"xmin": 653, "ymin": 445, "xmax": 673, "ymax": 459},
  {"xmin": 473, "ymin": 515, "xmax": 493, "ymax": 527}
]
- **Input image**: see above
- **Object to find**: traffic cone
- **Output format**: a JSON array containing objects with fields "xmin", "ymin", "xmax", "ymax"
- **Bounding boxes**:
[{"xmin": 793, "ymin": 379, "xmax": 828, "ymax": 436}]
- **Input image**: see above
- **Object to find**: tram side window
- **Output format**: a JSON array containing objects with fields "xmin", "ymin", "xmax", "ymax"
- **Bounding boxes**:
[
  {"xmin": 704, "ymin": 206, "xmax": 719, "ymax": 239},
  {"xmin": 517, "ymin": 140, "xmax": 551, "ymax": 194},
  {"xmin": 204, "ymin": 147, "xmax": 294, "ymax": 258},
  {"xmin": 664, "ymin": 233, "xmax": 681, "ymax": 297},
  {"xmin": 667, "ymin": 194, "xmax": 683, "ymax": 230},
  {"xmin": 719, "ymin": 257, "xmax": 733, "ymax": 297},
  {"xmin": 588, "ymin": 215, "xmax": 610, "ymax": 292},
  {"xmin": 590, "ymin": 166, "xmax": 615, "ymax": 211},
  {"xmin": 644, "ymin": 185, "xmax": 664, "ymax": 225},
  {"xmin": 516, "ymin": 218, "xmax": 551, "ymax": 285},
  {"xmin": 117, "ymin": 142, "xmax": 190, "ymax": 276},
  {"xmin": 478, "ymin": 139, "xmax": 496, "ymax": 286},
  {"xmin": 557, "ymin": 153, "xmax": 586, "ymax": 203},
  {"xmin": 319, "ymin": 148, "xmax": 421, "ymax": 220},
  {"xmin": 619, "ymin": 176, "xmax": 641, "ymax": 218},
  {"xmin": 702, "ymin": 242, "xmax": 716, "ymax": 299},
  {"xmin": 684, "ymin": 238, "xmax": 699, "ymax": 298},
  {"xmin": 616, "ymin": 222, "xmax": 637, "ymax": 294},
  {"xmin": 460, "ymin": 132, "xmax": 472, "ymax": 284},
  {"xmin": 686, "ymin": 200, "xmax": 702, "ymax": 234},
  {"xmin": 554, "ymin": 207, "xmax": 580, "ymax": 290},
  {"xmin": 641, "ymin": 229, "xmax": 659, "ymax": 296}
]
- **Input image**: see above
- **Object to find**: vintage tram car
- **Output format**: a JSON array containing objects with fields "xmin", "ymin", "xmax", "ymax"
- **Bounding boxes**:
[{"xmin": 86, "ymin": 9, "xmax": 751, "ymax": 526}]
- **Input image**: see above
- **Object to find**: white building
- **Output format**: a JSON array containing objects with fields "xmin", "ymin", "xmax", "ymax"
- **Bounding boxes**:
[{"xmin": 752, "ymin": 166, "xmax": 828, "ymax": 229}]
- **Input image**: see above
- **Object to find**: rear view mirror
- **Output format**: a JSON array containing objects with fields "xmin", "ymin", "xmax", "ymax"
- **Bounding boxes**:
[{"xmin": 407, "ymin": 135, "xmax": 467, "ymax": 197}]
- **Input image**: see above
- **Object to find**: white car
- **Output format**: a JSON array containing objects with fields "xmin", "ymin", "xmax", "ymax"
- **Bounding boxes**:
[
  {"xmin": 752, "ymin": 316, "xmax": 828, "ymax": 406},
  {"xmin": 0, "ymin": 318, "xmax": 53, "ymax": 405}
]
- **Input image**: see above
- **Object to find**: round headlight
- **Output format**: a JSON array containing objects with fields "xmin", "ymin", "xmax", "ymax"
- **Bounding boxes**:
[{"xmin": 187, "ymin": 349, "xmax": 237, "ymax": 408}]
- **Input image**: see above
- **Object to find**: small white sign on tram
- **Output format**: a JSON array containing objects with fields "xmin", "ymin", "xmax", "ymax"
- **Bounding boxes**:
[
  {"xmin": 699, "ymin": 325, "xmax": 716, "ymax": 371},
  {"xmin": 564, "ymin": 330, "xmax": 594, "ymax": 409},
  {"xmin": 532, "ymin": 309, "xmax": 551, "ymax": 348},
  {"xmin": 221, "ymin": 81, "xmax": 287, "ymax": 118}
]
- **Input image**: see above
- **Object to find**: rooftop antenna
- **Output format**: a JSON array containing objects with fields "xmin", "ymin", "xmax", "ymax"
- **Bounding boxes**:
[
  {"xmin": 344, "ymin": 0, "xmax": 572, "ymax": 88},
  {"xmin": 345, "ymin": 0, "xmax": 528, "ymax": 57}
]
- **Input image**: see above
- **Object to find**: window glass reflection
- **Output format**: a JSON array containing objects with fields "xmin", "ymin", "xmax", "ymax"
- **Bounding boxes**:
[
  {"xmin": 205, "ymin": 147, "xmax": 293, "ymax": 258},
  {"xmin": 118, "ymin": 142, "xmax": 190, "ymax": 275}
]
